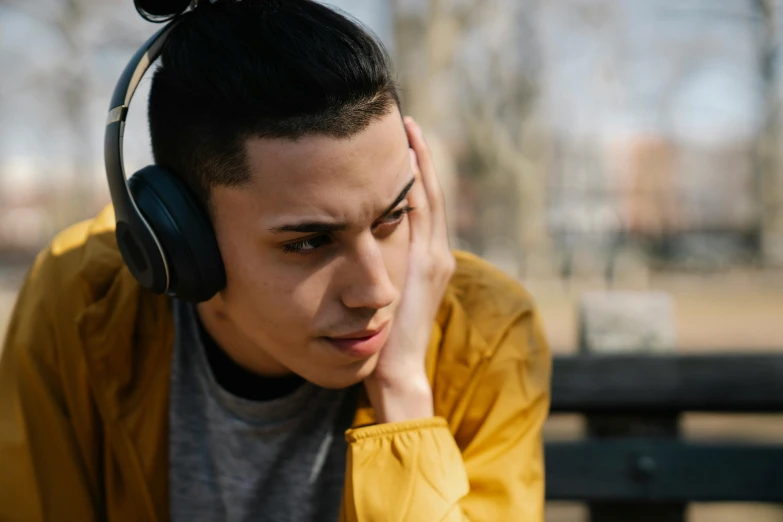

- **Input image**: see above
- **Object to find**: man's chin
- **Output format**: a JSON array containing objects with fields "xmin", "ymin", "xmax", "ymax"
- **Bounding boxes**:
[{"xmin": 308, "ymin": 353, "xmax": 380, "ymax": 390}]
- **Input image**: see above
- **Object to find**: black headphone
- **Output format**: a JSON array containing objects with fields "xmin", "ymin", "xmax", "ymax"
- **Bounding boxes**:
[{"xmin": 104, "ymin": 19, "xmax": 226, "ymax": 303}]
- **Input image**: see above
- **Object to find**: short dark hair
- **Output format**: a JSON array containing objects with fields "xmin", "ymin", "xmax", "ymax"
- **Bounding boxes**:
[{"xmin": 144, "ymin": 0, "xmax": 399, "ymax": 209}]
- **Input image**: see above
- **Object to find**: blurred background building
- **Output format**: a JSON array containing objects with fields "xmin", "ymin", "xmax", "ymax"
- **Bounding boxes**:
[{"xmin": 1, "ymin": 0, "xmax": 782, "ymax": 520}]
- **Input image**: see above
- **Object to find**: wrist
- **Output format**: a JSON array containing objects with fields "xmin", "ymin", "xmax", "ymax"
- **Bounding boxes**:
[{"xmin": 364, "ymin": 373, "xmax": 434, "ymax": 424}]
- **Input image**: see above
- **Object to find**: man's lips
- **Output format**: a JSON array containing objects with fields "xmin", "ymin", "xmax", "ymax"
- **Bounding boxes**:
[{"xmin": 324, "ymin": 322, "xmax": 391, "ymax": 358}]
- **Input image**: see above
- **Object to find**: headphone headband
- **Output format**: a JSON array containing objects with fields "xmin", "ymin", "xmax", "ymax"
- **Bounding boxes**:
[
  {"xmin": 105, "ymin": 20, "xmax": 178, "ymax": 222},
  {"xmin": 104, "ymin": 21, "xmax": 179, "ymax": 292}
]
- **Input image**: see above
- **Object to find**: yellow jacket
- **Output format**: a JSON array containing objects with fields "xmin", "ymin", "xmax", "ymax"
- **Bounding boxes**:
[{"xmin": 0, "ymin": 206, "xmax": 551, "ymax": 522}]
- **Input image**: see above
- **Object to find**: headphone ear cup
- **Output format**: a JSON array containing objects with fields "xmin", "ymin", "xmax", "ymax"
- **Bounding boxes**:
[{"xmin": 128, "ymin": 165, "xmax": 226, "ymax": 302}]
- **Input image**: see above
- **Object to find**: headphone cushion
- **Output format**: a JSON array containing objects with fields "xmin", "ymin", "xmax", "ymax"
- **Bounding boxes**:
[{"xmin": 128, "ymin": 165, "xmax": 226, "ymax": 301}]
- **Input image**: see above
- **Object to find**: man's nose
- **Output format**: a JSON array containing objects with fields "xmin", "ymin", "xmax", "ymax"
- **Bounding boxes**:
[{"xmin": 340, "ymin": 239, "xmax": 398, "ymax": 310}]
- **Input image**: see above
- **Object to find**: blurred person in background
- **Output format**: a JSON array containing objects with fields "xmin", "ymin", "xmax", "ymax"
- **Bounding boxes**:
[{"xmin": 0, "ymin": 0, "xmax": 551, "ymax": 520}]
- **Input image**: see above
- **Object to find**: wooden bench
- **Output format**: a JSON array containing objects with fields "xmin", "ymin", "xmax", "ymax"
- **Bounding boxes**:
[{"xmin": 544, "ymin": 353, "xmax": 783, "ymax": 522}]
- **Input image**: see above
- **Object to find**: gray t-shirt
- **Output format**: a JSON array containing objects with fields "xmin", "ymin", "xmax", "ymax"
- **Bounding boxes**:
[{"xmin": 168, "ymin": 299, "xmax": 357, "ymax": 522}]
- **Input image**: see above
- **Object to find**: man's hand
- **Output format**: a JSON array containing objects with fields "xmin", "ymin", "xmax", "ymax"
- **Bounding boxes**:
[{"xmin": 364, "ymin": 116, "xmax": 456, "ymax": 424}]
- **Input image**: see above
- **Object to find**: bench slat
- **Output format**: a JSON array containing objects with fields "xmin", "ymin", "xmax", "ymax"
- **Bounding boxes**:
[
  {"xmin": 551, "ymin": 354, "xmax": 783, "ymax": 413},
  {"xmin": 545, "ymin": 439, "xmax": 783, "ymax": 502}
]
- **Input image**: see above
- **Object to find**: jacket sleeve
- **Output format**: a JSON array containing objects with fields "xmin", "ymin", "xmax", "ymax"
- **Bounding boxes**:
[
  {"xmin": 340, "ymin": 308, "xmax": 552, "ymax": 521},
  {"xmin": 0, "ymin": 255, "xmax": 99, "ymax": 521}
]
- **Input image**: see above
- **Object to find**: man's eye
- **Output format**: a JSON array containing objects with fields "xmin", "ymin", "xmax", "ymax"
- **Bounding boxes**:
[
  {"xmin": 282, "ymin": 235, "xmax": 332, "ymax": 254},
  {"xmin": 378, "ymin": 205, "xmax": 413, "ymax": 226}
]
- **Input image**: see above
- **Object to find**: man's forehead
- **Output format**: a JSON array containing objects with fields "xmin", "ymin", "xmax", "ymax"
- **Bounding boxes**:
[
  {"xmin": 241, "ymin": 116, "xmax": 409, "ymax": 200},
  {"xmin": 243, "ymin": 111, "xmax": 408, "ymax": 185},
  {"xmin": 212, "ymin": 124, "xmax": 411, "ymax": 225},
  {"xmin": 245, "ymin": 153, "xmax": 412, "ymax": 217}
]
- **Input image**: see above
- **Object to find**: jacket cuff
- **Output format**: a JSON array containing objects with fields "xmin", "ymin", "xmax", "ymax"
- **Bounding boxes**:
[{"xmin": 345, "ymin": 416, "xmax": 448, "ymax": 442}]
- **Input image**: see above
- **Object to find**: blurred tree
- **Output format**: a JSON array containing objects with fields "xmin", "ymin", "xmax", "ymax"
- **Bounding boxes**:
[
  {"xmin": 393, "ymin": 0, "xmax": 544, "ymax": 277},
  {"xmin": 651, "ymin": 1, "xmax": 771, "ymax": 267},
  {"xmin": 0, "ymin": 0, "xmax": 145, "ymax": 226},
  {"xmin": 756, "ymin": 0, "xmax": 783, "ymax": 265}
]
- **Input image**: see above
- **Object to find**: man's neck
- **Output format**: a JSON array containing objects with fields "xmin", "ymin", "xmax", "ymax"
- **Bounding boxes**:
[
  {"xmin": 193, "ymin": 302, "xmax": 304, "ymax": 401},
  {"xmin": 196, "ymin": 299, "xmax": 294, "ymax": 379}
]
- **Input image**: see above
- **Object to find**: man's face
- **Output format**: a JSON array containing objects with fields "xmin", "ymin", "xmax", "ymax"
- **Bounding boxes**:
[{"xmin": 201, "ymin": 109, "xmax": 414, "ymax": 389}]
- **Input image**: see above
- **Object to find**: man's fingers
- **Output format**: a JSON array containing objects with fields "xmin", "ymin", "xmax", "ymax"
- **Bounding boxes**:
[
  {"xmin": 404, "ymin": 132, "xmax": 431, "ymax": 246},
  {"xmin": 405, "ymin": 119, "xmax": 443, "ymax": 208},
  {"xmin": 404, "ymin": 117, "xmax": 448, "ymax": 246}
]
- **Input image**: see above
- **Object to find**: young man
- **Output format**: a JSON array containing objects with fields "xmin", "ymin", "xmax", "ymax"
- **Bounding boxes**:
[{"xmin": 0, "ymin": 1, "xmax": 551, "ymax": 520}]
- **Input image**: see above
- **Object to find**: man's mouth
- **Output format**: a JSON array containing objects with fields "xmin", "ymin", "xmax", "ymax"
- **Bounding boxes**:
[{"xmin": 324, "ymin": 321, "xmax": 391, "ymax": 359}]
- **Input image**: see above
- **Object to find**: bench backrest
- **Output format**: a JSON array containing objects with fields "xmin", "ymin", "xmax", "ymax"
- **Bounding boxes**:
[{"xmin": 545, "ymin": 353, "xmax": 783, "ymax": 521}]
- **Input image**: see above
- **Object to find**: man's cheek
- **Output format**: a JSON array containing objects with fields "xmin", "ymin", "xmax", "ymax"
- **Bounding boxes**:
[
  {"xmin": 394, "ymin": 245, "xmax": 411, "ymax": 285},
  {"xmin": 382, "ymin": 235, "xmax": 410, "ymax": 277}
]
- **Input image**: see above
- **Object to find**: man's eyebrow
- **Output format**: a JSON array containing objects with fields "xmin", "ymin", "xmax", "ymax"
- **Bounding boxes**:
[
  {"xmin": 269, "ymin": 221, "xmax": 349, "ymax": 234},
  {"xmin": 268, "ymin": 177, "xmax": 416, "ymax": 234},
  {"xmin": 379, "ymin": 177, "xmax": 416, "ymax": 217}
]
